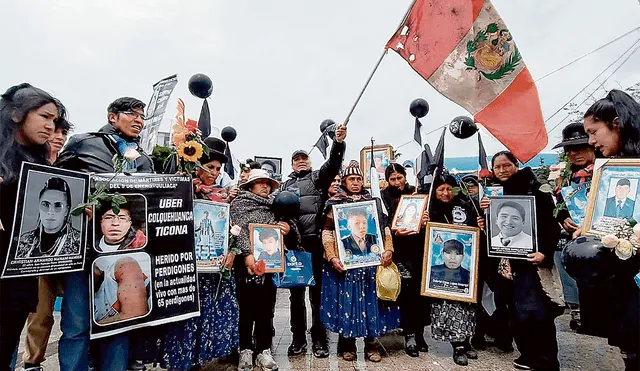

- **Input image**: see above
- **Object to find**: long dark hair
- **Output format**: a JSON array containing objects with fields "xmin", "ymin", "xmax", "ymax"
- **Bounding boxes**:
[
  {"xmin": 0, "ymin": 83, "xmax": 68, "ymax": 182},
  {"xmin": 584, "ymin": 89, "xmax": 640, "ymax": 157},
  {"xmin": 491, "ymin": 150, "xmax": 519, "ymax": 169}
]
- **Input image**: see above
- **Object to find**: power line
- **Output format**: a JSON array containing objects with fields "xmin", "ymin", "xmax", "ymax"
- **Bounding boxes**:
[
  {"xmin": 543, "ymin": 37, "xmax": 640, "ymax": 126},
  {"xmin": 535, "ymin": 27, "xmax": 640, "ymax": 82},
  {"xmin": 547, "ymin": 42, "xmax": 640, "ymax": 134}
]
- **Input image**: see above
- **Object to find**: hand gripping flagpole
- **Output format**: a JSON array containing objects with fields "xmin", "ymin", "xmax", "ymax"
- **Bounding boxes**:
[{"xmin": 309, "ymin": 0, "xmax": 417, "ymax": 154}]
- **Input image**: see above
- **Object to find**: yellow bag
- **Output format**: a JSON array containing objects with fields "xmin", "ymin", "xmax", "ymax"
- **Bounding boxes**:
[{"xmin": 376, "ymin": 263, "xmax": 401, "ymax": 301}]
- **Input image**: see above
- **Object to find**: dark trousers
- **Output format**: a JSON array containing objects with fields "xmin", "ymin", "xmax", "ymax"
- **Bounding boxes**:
[
  {"xmin": 236, "ymin": 275, "xmax": 278, "ymax": 352},
  {"xmin": 289, "ymin": 236, "xmax": 326, "ymax": 342},
  {"xmin": 501, "ymin": 269, "xmax": 560, "ymax": 371},
  {"xmin": 397, "ymin": 274, "xmax": 430, "ymax": 335},
  {"xmin": 0, "ymin": 307, "xmax": 30, "ymax": 371}
]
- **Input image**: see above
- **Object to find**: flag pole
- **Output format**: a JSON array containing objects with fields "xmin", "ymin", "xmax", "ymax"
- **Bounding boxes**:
[{"xmin": 343, "ymin": 0, "xmax": 417, "ymax": 126}]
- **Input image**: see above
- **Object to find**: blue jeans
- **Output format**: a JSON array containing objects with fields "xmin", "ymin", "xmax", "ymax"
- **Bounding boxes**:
[{"xmin": 60, "ymin": 270, "xmax": 129, "ymax": 371}]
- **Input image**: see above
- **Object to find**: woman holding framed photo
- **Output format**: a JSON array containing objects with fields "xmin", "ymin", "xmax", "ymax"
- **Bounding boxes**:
[
  {"xmin": 582, "ymin": 89, "xmax": 640, "ymax": 371},
  {"xmin": 320, "ymin": 160, "xmax": 398, "ymax": 363},
  {"xmin": 479, "ymin": 151, "xmax": 561, "ymax": 371},
  {"xmin": 161, "ymin": 137, "xmax": 240, "ymax": 371},
  {"xmin": 425, "ymin": 174, "xmax": 484, "ymax": 366},
  {"xmin": 381, "ymin": 163, "xmax": 430, "ymax": 357},
  {"xmin": 0, "ymin": 83, "xmax": 67, "ymax": 369}
]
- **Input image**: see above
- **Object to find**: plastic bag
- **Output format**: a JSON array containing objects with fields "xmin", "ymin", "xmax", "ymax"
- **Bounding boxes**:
[{"xmin": 376, "ymin": 263, "xmax": 401, "ymax": 301}]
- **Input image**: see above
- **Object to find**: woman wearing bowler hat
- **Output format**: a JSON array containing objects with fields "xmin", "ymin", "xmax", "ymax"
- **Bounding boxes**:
[{"xmin": 550, "ymin": 122, "xmax": 597, "ymax": 334}]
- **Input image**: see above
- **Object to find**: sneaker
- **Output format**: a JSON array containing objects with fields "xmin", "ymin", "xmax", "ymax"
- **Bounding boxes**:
[
  {"xmin": 127, "ymin": 360, "xmax": 146, "ymax": 371},
  {"xmin": 513, "ymin": 356, "xmax": 533, "ymax": 370},
  {"xmin": 312, "ymin": 340, "xmax": 329, "ymax": 358},
  {"xmin": 22, "ymin": 367, "xmax": 43, "ymax": 371},
  {"xmin": 256, "ymin": 349, "xmax": 278, "ymax": 371},
  {"xmin": 238, "ymin": 349, "xmax": 253, "ymax": 371},
  {"xmin": 404, "ymin": 334, "xmax": 419, "ymax": 357},
  {"xmin": 287, "ymin": 338, "xmax": 307, "ymax": 356}
]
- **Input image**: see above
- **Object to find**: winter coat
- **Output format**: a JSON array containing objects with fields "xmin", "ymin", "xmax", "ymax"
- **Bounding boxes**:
[
  {"xmin": 282, "ymin": 141, "xmax": 345, "ymax": 237},
  {"xmin": 56, "ymin": 124, "xmax": 154, "ymax": 173},
  {"xmin": 229, "ymin": 190, "xmax": 301, "ymax": 257}
]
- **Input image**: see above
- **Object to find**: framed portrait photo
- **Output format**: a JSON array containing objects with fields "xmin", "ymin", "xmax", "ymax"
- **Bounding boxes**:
[
  {"xmin": 249, "ymin": 223, "xmax": 285, "ymax": 273},
  {"xmin": 486, "ymin": 195, "xmax": 538, "ymax": 259},
  {"xmin": 560, "ymin": 181, "xmax": 591, "ymax": 226},
  {"xmin": 193, "ymin": 200, "xmax": 230, "ymax": 272},
  {"xmin": 254, "ymin": 156, "xmax": 282, "ymax": 181},
  {"xmin": 584, "ymin": 159, "xmax": 640, "ymax": 235},
  {"xmin": 360, "ymin": 145, "xmax": 393, "ymax": 188},
  {"xmin": 421, "ymin": 222, "xmax": 480, "ymax": 303},
  {"xmin": 332, "ymin": 200, "xmax": 384, "ymax": 270},
  {"xmin": 391, "ymin": 195, "xmax": 428, "ymax": 232}
]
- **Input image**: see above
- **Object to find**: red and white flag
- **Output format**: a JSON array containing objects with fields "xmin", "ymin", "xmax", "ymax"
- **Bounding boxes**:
[{"xmin": 386, "ymin": 0, "xmax": 547, "ymax": 163}]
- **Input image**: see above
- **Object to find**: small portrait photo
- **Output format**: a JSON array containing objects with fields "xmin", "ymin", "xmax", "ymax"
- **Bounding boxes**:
[
  {"xmin": 92, "ymin": 251, "xmax": 152, "ymax": 326},
  {"xmin": 250, "ymin": 224, "xmax": 285, "ymax": 273},
  {"xmin": 486, "ymin": 196, "xmax": 537, "ymax": 259},
  {"xmin": 254, "ymin": 156, "xmax": 282, "ymax": 180},
  {"xmin": 15, "ymin": 169, "xmax": 87, "ymax": 259},
  {"xmin": 333, "ymin": 200, "xmax": 384, "ymax": 269},
  {"xmin": 585, "ymin": 160, "xmax": 640, "ymax": 235},
  {"xmin": 94, "ymin": 194, "xmax": 148, "ymax": 253},
  {"xmin": 194, "ymin": 200, "xmax": 229, "ymax": 272},
  {"xmin": 360, "ymin": 145, "xmax": 393, "ymax": 187},
  {"xmin": 421, "ymin": 223, "xmax": 479, "ymax": 303},
  {"xmin": 391, "ymin": 195, "xmax": 427, "ymax": 232},
  {"xmin": 485, "ymin": 186, "xmax": 504, "ymax": 197}
]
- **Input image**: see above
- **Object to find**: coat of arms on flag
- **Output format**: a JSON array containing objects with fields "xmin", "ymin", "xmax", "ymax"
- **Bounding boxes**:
[{"xmin": 386, "ymin": 0, "xmax": 547, "ymax": 163}]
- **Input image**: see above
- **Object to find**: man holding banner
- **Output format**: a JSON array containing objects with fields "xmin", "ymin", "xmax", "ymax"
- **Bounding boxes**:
[{"xmin": 55, "ymin": 97, "xmax": 154, "ymax": 371}]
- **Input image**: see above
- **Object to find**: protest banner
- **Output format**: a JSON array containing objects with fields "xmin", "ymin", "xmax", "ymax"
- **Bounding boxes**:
[
  {"xmin": 90, "ymin": 173, "xmax": 199, "ymax": 339},
  {"xmin": 139, "ymin": 74, "xmax": 179, "ymax": 154},
  {"xmin": 2, "ymin": 163, "xmax": 89, "ymax": 278}
]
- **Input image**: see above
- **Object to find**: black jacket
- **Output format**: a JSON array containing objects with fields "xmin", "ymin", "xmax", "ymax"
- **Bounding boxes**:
[
  {"xmin": 498, "ymin": 167, "xmax": 560, "ymax": 270},
  {"xmin": 56, "ymin": 124, "xmax": 154, "ymax": 173},
  {"xmin": 282, "ymin": 141, "xmax": 345, "ymax": 238}
]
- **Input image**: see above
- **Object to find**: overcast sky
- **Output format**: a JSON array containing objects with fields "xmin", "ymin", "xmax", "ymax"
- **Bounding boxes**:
[{"xmin": 2, "ymin": 0, "xmax": 639, "ymax": 175}]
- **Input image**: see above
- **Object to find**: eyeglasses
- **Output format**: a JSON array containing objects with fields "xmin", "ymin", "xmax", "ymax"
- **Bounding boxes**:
[
  {"xmin": 40, "ymin": 201, "xmax": 66, "ymax": 213},
  {"xmin": 121, "ymin": 111, "xmax": 146, "ymax": 120},
  {"xmin": 102, "ymin": 214, "xmax": 131, "ymax": 223}
]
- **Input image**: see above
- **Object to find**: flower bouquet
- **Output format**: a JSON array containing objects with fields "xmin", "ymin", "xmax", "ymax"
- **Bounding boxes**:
[
  {"xmin": 600, "ymin": 219, "xmax": 640, "ymax": 260},
  {"xmin": 169, "ymin": 98, "xmax": 210, "ymax": 174}
]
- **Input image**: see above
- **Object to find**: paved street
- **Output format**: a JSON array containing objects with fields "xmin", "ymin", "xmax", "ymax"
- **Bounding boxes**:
[{"xmin": 16, "ymin": 290, "xmax": 624, "ymax": 370}]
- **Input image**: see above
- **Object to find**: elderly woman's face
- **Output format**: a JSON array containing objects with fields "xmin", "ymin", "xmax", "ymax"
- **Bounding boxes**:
[
  {"xmin": 39, "ymin": 189, "xmax": 68, "ymax": 233},
  {"xmin": 250, "ymin": 179, "xmax": 272, "ymax": 198},
  {"xmin": 435, "ymin": 184, "xmax": 453, "ymax": 203}
]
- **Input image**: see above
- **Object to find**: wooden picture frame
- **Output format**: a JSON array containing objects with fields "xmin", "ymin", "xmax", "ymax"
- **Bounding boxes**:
[
  {"xmin": 583, "ymin": 158, "xmax": 640, "ymax": 235},
  {"xmin": 421, "ymin": 222, "xmax": 480, "ymax": 303},
  {"xmin": 391, "ymin": 194, "xmax": 428, "ymax": 232},
  {"xmin": 359, "ymin": 144, "xmax": 393, "ymax": 188},
  {"xmin": 249, "ymin": 223, "xmax": 285, "ymax": 273},
  {"xmin": 486, "ymin": 195, "xmax": 538, "ymax": 259},
  {"xmin": 332, "ymin": 200, "xmax": 384, "ymax": 270}
]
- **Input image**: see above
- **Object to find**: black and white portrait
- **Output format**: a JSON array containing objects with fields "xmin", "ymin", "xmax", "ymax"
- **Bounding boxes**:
[
  {"xmin": 16, "ymin": 171, "xmax": 86, "ymax": 259},
  {"xmin": 487, "ymin": 196, "xmax": 537, "ymax": 259},
  {"xmin": 2, "ymin": 163, "xmax": 89, "ymax": 278},
  {"xmin": 94, "ymin": 194, "xmax": 148, "ymax": 253},
  {"xmin": 254, "ymin": 156, "xmax": 282, "ymax": 180}
]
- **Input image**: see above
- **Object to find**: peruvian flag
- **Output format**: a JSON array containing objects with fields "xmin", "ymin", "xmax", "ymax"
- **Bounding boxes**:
[{"xmin": 386, "ymin": 0, "xmax": 547, "ymax": 163}]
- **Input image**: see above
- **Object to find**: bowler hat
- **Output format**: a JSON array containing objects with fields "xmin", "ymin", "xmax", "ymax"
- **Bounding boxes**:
[
  {"xmin": 200, "ymin": 137, "xmax": 228, "ymax": 164},
  {"xmin": 552, "ymin": 122, "xmax": 590, "ymax": 149}
]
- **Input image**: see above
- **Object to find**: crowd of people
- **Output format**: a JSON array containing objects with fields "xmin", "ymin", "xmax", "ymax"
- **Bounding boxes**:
[{"xmin": 0, "ymin": 82, "xmax": 639, "ymax": 371}]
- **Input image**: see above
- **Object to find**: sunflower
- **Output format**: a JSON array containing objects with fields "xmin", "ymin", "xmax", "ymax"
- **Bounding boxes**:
[{"xmin": 177, "ymin": 140, "xmax": 204, "ymax": 163}]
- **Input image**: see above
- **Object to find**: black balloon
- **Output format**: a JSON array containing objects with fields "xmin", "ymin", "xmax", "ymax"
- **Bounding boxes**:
[
  {"xmin": 449, "ymin": 116, "xmax": 478, "ymax": 139},
  {"xmin": 562, "ymin": 236, "xmax": 618, "ymax": 286},
  {"xmin": 320, "ymin": 119, "xmax": 335, "ymax": 133},
  {"xmin": 273, "ymin": 190, "xmax": 300, "ymax": 220},
  {"xmin": 188, "ymin": 74, "xmax": 213, "ymax": 99},
  {"xmin": 221, "ymin": 126, "xmax": 237, "ymax": 142},
  {"xmin": 409, "ymin": 98, "xmax": 429, "ymax": 118}
]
